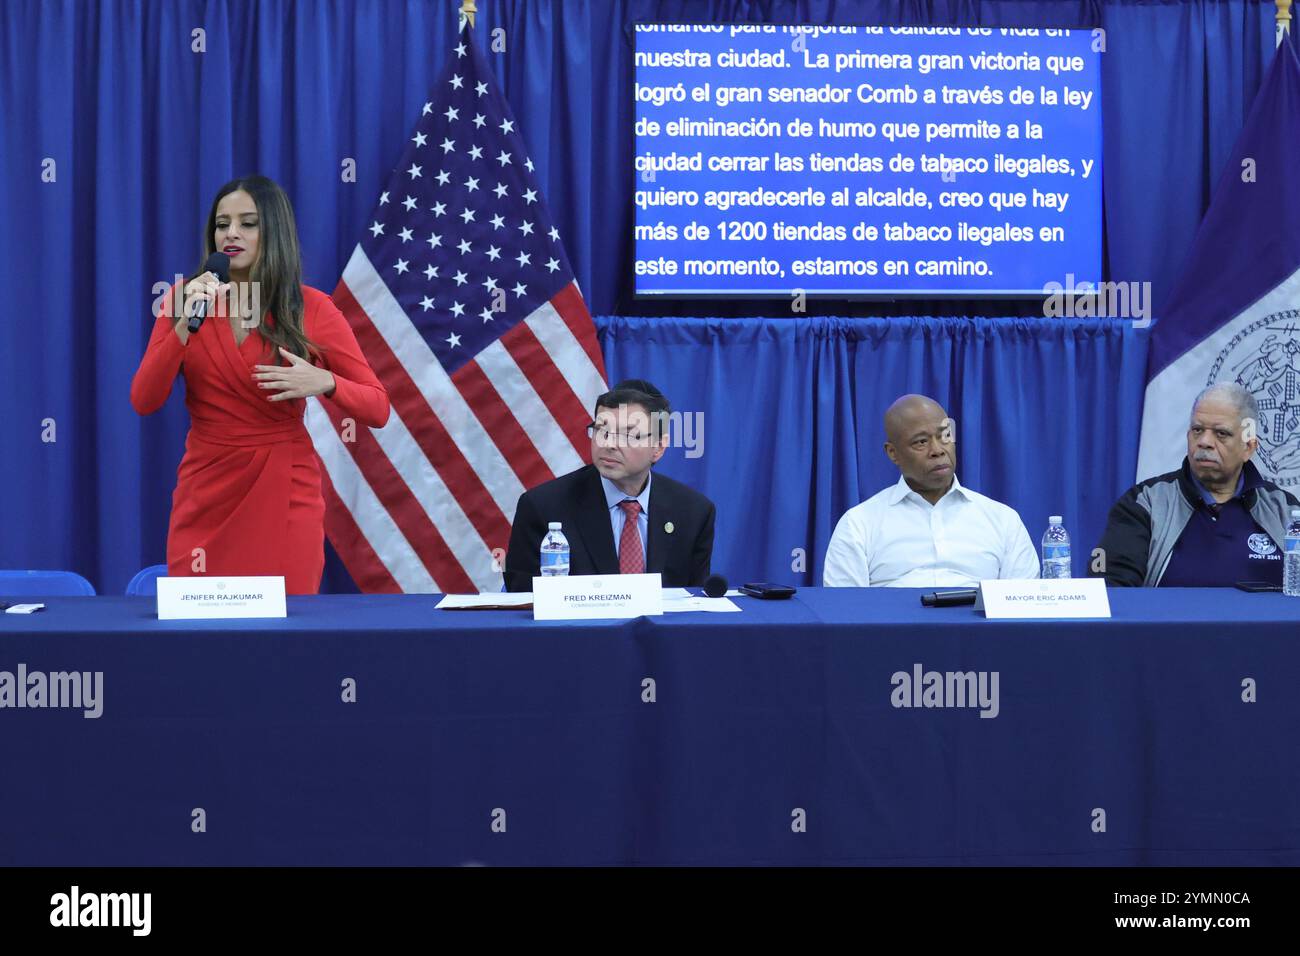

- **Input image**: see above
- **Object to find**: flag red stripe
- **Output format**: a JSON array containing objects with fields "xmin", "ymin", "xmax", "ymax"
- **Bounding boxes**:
[
  {"xmin": 333, "ymin": 281, "xmax": 514, "ymax": 552},
  {"xmin": 451, "ymin": 357, "xmax": 555, "ymax": 489},
  {"xmin": 500, "ymin": 320, "xmax": 592, "ymax": 461},
  {"xmin": 317, "ymin": 395, "xmax": 478, "ymax": 594},
  {"xmin": 550, "ymin": 283, "xmax": 607, "ymax": 378},
  {"xmin": 319, "ymin": 466, "xmax": 401, "ymax": 593}
]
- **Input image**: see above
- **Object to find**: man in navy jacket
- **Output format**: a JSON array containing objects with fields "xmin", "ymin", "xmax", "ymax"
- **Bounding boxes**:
[
  {"xmin": 1093, "ymin": 383, "xmax": 1299, "ymax": 586},
  {"xmin": 504, "ymin": 379, "xmax": 716, "ymax": 592}
]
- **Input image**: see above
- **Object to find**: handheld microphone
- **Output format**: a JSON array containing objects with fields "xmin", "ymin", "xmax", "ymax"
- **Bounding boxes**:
[
  {"xmin": 703, "ymin": 574, "xmax": 728, "ymax": 598},
  {"xmin": 920, "ymin": 588, "xmax": 979, "ymax": 607},
  {"xmin": 187, "ymin": 252, "xmax": 231, "ymax": 333}
]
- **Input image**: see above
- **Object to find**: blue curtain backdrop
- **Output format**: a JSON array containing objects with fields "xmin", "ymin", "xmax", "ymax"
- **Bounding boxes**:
[{"xmin": 0, "ymin": 0, "xmax": 1278, "ymax": 593}]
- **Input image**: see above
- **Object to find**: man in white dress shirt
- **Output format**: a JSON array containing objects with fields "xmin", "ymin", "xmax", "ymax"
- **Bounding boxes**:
[{"xmin": 823, "ymin": 394, "xmax": 1039, "ymax": 587}]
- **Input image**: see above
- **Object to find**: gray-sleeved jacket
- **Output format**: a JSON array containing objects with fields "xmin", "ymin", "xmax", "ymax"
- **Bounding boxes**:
[{"xmin": 1091, "ymin": 458, "xmax": 1299, "ymax": 587}]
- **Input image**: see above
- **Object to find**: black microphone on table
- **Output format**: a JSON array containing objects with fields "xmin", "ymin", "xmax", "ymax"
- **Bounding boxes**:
[
  {"xmin": 703, "ymin": 574, "xmax": 728, "ymax": 598},
  {"xmin": 186, "ymin": 252, "xmax": 231, "ymax": 333},
  {"xmin": 920, "ymin": 588, "xmax": 979, "ymax": 607}
]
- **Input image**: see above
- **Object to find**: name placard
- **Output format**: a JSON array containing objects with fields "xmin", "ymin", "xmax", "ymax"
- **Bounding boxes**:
[
  {"xmin": 977, "ymin": 578, "xmax": 1111, "ymax": 619},
  {"xmin": 156, "ymin": 576, "xmax": 287, "ymax": 620},
  {"xmin": 533, "ymin": 573, "xmax": 663, "ymax": 621}
]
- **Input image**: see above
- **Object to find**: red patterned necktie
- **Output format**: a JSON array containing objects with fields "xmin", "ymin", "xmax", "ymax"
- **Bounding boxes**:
[{"xmin": 618, "ymin": 500, "xmax": 644, "ymax": 575}]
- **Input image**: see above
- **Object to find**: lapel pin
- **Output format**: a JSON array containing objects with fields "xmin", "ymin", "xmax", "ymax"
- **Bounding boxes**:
[{"xmin": 664, "ymin": 521, "xmax": 674, "ymax": 534}]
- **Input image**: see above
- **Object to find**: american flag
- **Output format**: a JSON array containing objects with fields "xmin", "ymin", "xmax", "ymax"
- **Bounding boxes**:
[{"xmin": 307, "ymin": 29, "xmax": 607, "ymax": 593}]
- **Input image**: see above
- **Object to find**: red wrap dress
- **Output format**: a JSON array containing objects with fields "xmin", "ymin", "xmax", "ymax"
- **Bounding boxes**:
[{"xmin": 131, "ymin": 285, "xmax": 390, "ymax": 593}]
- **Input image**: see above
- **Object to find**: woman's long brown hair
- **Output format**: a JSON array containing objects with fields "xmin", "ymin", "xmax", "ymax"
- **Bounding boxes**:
[{"xmin": 197, "ymin": 175, "xmax": 320, "ymax": 362}]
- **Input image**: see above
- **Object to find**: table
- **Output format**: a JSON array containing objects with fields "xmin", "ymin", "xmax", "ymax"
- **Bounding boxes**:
[{"xmin": 2, "ymin": 588, "xmax": 1298, "ymax": 865}]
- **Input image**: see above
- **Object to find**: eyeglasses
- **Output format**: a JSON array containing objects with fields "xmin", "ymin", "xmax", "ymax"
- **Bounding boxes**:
[{"xmin": 586, "ymin": 422, "xmax": 658, "ymax": 447}]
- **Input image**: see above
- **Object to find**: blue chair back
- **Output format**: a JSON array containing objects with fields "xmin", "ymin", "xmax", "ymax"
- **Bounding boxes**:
[
  {"xmin": 125, "ymin": 564, "xmax": 169, "ymax": 597},
  {"xmin": 0, "ymin": 569, "xmax": 96, "ymax": 597}
]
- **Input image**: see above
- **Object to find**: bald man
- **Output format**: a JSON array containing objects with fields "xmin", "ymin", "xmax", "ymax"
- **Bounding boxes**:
[{"xmin": 823, "ymin": 394, "xmax": 1039, "ymax": 587}]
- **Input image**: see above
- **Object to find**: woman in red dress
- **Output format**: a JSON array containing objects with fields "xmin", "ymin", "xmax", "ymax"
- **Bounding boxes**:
[{"xmin": 131, "ymin": 175, "xmax": 390, "ymax": 594}]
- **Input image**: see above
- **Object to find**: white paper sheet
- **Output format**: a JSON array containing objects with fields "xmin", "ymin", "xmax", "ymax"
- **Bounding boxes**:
[
  {"xmin": 661, "ymin": 596, "xmax": 742, "ymax": 613},
  {"xmin": 662, "ymin": 587, "xmax": 746, "ymax": 598},
  {"xmin": 4, "ymin": 603, "xmax": 46, "ymax": 614},
  {"xmin": 435, "ymin": 593, "xmax": 533, "ymax": 610}
]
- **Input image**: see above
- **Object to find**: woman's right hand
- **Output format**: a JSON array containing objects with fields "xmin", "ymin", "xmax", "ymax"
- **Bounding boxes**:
[
  {"xmin": 183, "ymin": 271, "xmax": 231, "ymax": 317},
  {"xmin": 173, "ymin": 272, "xmax": 230, "ymax": 343}
]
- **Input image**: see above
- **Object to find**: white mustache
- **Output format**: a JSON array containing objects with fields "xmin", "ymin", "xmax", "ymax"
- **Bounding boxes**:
[{"xmin": 1193, "ymin": 451, "xmax": 1220, "ymax": 463}]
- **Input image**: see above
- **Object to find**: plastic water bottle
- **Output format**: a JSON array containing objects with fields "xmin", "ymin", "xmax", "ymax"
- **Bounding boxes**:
[
  {"xmin": 1284, "ymin": 509, "xmax": 1300, "ymax": 597},
  {"xmin": 1041, "ymin": 516, "xmax": 1071, "ymax": 579},
  {"xmin": 539, "ymin": 521, "xmax": 570, "ymax": 577}
]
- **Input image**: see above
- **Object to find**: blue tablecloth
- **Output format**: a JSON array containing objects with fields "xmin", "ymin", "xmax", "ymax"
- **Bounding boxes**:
[{"xmin": 2, "ymin": 588, "xmax": 1298, "ymax": 865}]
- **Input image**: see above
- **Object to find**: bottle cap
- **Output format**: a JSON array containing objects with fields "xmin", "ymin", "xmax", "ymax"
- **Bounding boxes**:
[
  {"xmin": 1049, "ymin": 515, "xmax": 1062, "ymax": 524},
  {"xmin": 547, "ymin": 521, "xmax": 562, "ymax": 530}
]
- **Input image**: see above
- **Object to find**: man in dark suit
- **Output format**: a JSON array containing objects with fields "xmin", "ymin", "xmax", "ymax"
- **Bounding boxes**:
[{"xmin": 504, "ymin": 379, "xmax": 716, "ymax": 591}]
